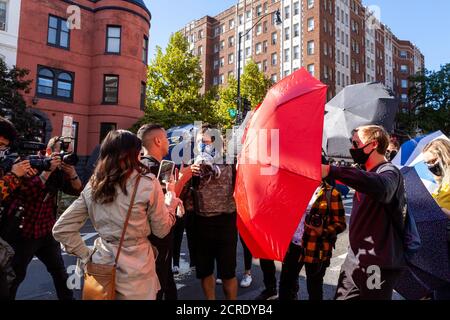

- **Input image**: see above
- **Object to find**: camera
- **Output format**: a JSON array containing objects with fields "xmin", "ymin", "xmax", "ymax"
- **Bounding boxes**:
[
  {"xmin": 0, "ymin": 141, "xmax": 51, "ymax": 173},
  {"xmin": 56, "ymin": 137, "xmax": 79, "ymax": 166},
  {"xmin": 305, "ymin": 212, "xmax": 324, "ymax": 228}
]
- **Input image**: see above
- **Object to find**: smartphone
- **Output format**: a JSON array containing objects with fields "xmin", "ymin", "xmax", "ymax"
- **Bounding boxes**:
[{"xmin": 157, "ymin": 160, "xmax": 175, "ymax": 184}]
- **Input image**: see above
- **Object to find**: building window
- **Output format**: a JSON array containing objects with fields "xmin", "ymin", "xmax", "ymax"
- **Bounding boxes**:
[
  {"xmin": 307, "ymin": 0, "xmax": 314, "ymax": 8},
  {"xmin": 293, "ymin": 46, "xmax": 300, "ymax": 60},
  {"xmin": 142, "ymin": 36, "xmax": 149, "ymax": 64},
  {"xmin": 307, "ymin": 18, "xmax": 314, "ymax": 31},
  {"xmin": 401, "ymin": 79, "xmax": 408, "ymax": 89},
  {"xmin": 47, "ymin": 15, "xmax": 70, "ymax": 49},
  {"xmin": 271, "ymin": 74, "xmax": 277, "ymax": 83},
  {"xmin": 106, "ymin": 26, "xmax": 121, "ymax": 54},
  {"xmin": 229, "ymin": 36, "xmax": 235, "ymax": 47},
  {"xmin": 256, "ymin": 43, "xmax": 262, "ymax": 54},
  {"xmin": 0, "ymin": 2, "xmax": 6, "ymax": 31},
  {"xmin": 293, "ymin": 24, "xmax": 300, "ymax": 38},
  {"xmin": 220, "ymin": 57, "xmax": 224, "ymax": 67},
  {"xmin": 284, "ymin": 6, "xmax": 290, "ymax": 20},
  {"xmin": 285, "ymin": 27, "xmax": 290, "ymax": 40},
  {"xmin": 100, "ymin": 123, "xmax": 117, "ymax": 144},
  {"xmin": 257, "ymin": 5, "xmax": 262, "ymax": 17},
  {"xmin": 37, "ymin": 66, "xmax": 74, "ymax": 100},
  {"xmin": 256, "ymin": 24, "xmax": 262, "ymax": 35},
  {"xmin": 307, "ymin": 41, "xmax": 314, "ymax": 55},
  {"xmin": 271, "ymin": 53, "xmax": 277, "ymax": 66},
  {"xmin": 401, "ymin": 65, "xmax": 409, "ymax": 73},
  {"xmin": 307, "ymin": 64, "xmax": 314, "ymax": 76},
  {"xmin": 284, "ymin": 48, "xmax": 290, "ymax": 62},
  {"xmin": 229, "ymin": 19, "xmax": 235, "ymax": 29},
  {"xmin": 198, "ymin": 46, "xmax": 203, "ymax": 56},
  {"xmin": 103, "ymin": 75, "xmax": 119, "ymax": 104},
  {"xmin": 401, "ymin": 94, "xmax": 408, "ymax": 103},
  {"xmin": 271, "ymin": 32, "xmax": 277, "ymax": 45},
  {"xmin": 140, "ymin": 82, "xmax": 146, "ymax": 111},
  {"xmin": 294, "ymin": 2, "xmax": 300, "ymax": 15},
  {"xmin": 228, "ymin": 53, "xmax": 234, "ymax": 64}
]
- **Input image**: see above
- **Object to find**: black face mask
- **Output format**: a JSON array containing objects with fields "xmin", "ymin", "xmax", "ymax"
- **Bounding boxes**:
[
  {"xmin": 428, "ymin": 162, "xmax": 444, "ymax": 177},
  {"xmin": 350, "ymin": 143, "xmax": 376, "ymax": 166}
]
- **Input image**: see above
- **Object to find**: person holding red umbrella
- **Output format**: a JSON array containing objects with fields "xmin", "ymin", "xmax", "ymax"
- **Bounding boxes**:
[{"xmin": 322, "ymin": 125, "xmax": 407, "ymax": 300}]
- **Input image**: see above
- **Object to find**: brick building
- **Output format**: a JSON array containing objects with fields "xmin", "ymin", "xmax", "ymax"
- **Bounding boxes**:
[
  {"xmin": 13, "ymin": 0, "xmax": 150, "ymax": 163},
  {"xmin": 180, "ymin": 0, "xmax": 424, "ymax": 108}
]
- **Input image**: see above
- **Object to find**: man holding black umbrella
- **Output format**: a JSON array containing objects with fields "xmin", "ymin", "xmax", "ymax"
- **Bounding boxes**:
[{"xmin": 322, "ymin": 125, "xmax": 407, "ymax": 300}]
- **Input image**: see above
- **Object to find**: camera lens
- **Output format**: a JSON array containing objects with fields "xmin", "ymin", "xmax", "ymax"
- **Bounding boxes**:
[{"xmin": 62, "ymin": 153, "xmax": 79, "ymax": 166}]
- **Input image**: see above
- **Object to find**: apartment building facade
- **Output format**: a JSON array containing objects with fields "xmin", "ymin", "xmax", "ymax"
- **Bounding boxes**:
[
  {"xmin": 180, "ymin": 0, "xmax": 424, "ymax": 108},
  {"xmin": 0, "ymin": 0, "xmax": 21, "ymax": 67},
  {"xmin": 13, "ymin": 0, "xmax": 150, "ymax": 162}
]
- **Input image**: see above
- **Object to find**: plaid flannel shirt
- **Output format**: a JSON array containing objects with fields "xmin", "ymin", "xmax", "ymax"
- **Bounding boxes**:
[
  {"xmin": 5, "ymin": 171, "xmax": 81, "ymax": 239},
  {"xmin": 0, "ymin": 173, "xmax": 21, "ymax": 201},
  {"xmin": 299, "ymin": 184, "xmax": 346, "ymax": 264}
]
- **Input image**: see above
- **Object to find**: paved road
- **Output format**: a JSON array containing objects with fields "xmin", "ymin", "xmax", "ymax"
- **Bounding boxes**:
[{"xmin": 15, "ymin": 192, "xmax": 403, "ymax": 300}]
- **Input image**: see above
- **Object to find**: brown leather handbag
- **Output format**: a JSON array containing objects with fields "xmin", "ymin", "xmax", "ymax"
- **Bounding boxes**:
[{"xmin": 82, "ymin": 176, "xmax": 141, "ymax": 300}]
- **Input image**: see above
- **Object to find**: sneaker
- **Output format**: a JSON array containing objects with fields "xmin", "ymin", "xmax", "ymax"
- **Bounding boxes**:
[
  {"xmin": 240, "ymin": 274, "xmax": 253, "ymax": 288},
  {"xmin": 172, "ymin": 266, "xmax": 179, "ymax": 274},
  {"xmin": 216, "ymin": 278, "xmax": 223, "ymax": 285},
  {"xmin": 255, "ymin": 288, "xmax": 278, "ymax": 300}
]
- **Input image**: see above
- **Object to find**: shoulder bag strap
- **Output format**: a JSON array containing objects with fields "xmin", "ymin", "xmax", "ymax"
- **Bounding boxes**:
[{"xmin": 114, "ymin": 175, "xmax": 141, "ymax": 266}]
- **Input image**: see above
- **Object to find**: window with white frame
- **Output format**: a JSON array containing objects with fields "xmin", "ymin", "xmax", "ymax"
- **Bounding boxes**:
[
  {"xmin": 294, "ymin": 2, "xmax": 300, "ymax": 15},
  {"xmin": 271, "ymin": 52, "xmax": 277, "ymax": 65},
  {"xmin": 256, "ymin": 24, "xmax": 262, "ymax": 35},
  {"xmin": 228, "ymin": 53, "xmax": 234, "ymax": 64},
  {"xmin": 294, "ymin": 46, "xmax": 300, "ymax": 60},
  {"xmin": 284, "ymin": 6, "xmax": 290, "ymax": 19},
  {"xmin": 294, "ymin": 23, "xmax": 300, "ymax": 37},
  {"xmin": 307, "ymin": 41, "xmax": 314, "ymax": 55},
  {"xmin": 307, "ymin": 0, "xmax": 314, "ymax": 9},
  {"xmin": 271, "ymin": 32, "xmax": 277, "ymax": 45},
  {"xmin": 307, "ymin": 64, "xmax": 315, "ymax": 76},
  {"xmin": 284, "ymin": 48, "xmax": 290, "ymax": 62},
  {"xmin": 256, "ymin": 42, "xmax": 262, "ymax": 54},
  {"xmin": 307, "ymin": 18, "xmax": 314, "ymax": 31},
  {"xmin": 0, "ymin": 2, "xmax": 7, "ymax": 31},
  {"xmin": 285, "ymin": 27, "xmax": 290, "ymax": 40}
]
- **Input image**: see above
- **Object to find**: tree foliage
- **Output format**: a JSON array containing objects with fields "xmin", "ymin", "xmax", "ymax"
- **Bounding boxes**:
[
  {"xmin": 404, "ymin": 63, "xmax": 450, "ymax": 135},
  {"xmin": 0, "ymin": 58, "xmax": 39, "ymax": 141},
  {"xmin": 213, "ymin": 60, "xmax": 272, "ymax": 128}
]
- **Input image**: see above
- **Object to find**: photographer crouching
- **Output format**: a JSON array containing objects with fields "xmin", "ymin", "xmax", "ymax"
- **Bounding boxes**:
[{"xmin": 1, "ymin": 136, "xmax": 82, "ymax": 300}]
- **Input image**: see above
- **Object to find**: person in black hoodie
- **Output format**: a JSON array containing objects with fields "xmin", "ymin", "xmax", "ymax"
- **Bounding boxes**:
[{"xmin": 322, "ymin": 125, "xmax": 407, "ymax": 300}]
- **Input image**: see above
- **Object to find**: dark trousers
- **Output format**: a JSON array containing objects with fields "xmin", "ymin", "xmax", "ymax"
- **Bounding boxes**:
[
  {"xmin": 149, "ymin": 229, "xmax": 177, "ymax": 300},
  {"xmin": 9, "ymin": 234, "xmax": 73, "ymax": 300},
  {"xmin": 260, "ymin": 259, "xmax": 277, "ymax": 291},
  {"xmin": 240, "ymin": 235, "xmax": 252, "ymax": 271},
  {"xmin": 334, "ymin": 262, "xmax": 403, "ymax": 300},
  {"xmin": 434, "ymin": 241, "xmax": 450, "ymax": 300},
  {"xmin": 279, "ymin": 243, "xmax": 328, "ymax": 300},
  {"xmin": 0, "ymin": 270, "xmax": 8, "ymax": 300},
  {"xmin": 172, "ymin": 211, "xmax": 196, "ymax": 268}
]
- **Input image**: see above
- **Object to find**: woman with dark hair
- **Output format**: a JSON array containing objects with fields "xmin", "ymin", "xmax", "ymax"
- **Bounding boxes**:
[{"xmin": 53, "ymin": 130, "xmax": 178, "ymax": 300}]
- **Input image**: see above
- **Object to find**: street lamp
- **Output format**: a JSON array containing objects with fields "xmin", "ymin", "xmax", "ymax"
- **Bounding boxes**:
[{"xmin": 236, "ymin": 9, "xmax": 282, "ymax": 124}]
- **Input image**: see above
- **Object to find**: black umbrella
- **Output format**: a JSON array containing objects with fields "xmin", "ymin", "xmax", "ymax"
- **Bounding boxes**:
[
  {"xmin": 322, "ymin": 82, "xmax": 399, "ymax": 158},
  {"xmin": 394, "ymin": 167, "xmax": 450, "ymax": 300}
]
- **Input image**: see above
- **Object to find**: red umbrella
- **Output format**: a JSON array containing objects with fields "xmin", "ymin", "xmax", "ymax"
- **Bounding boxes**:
[{"xmin": 235, "ymin": 68, "xmax": 327, "ymax": 261}]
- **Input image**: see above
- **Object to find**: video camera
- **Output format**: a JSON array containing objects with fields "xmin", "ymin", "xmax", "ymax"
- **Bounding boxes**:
[{"xmin": 0, "ymin": 137, "xmax": 78, "ymax": 174}]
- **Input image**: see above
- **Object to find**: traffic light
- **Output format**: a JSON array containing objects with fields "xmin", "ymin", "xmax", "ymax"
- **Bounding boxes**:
[{"xmin": 242, "ymin": 98, "xmax": 251, "ymax": 118}]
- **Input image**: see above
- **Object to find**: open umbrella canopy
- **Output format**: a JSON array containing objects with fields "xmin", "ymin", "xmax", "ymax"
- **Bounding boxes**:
[
  {"xmin": 234, "ymin": 68, "xmax": 327, "ymax": 261},
  {"xmin": 323, "ymin": 82, "xmax": 399, "ymax": 158},
  {"xmin": 395, "ymin": 167, "xmax": 450, "ymax": 300}
]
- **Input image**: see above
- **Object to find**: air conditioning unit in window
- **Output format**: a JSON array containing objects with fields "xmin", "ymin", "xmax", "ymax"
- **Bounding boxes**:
[{"xmin": 0, "ymin": 22, "xmax": 6, "ymax": 31}]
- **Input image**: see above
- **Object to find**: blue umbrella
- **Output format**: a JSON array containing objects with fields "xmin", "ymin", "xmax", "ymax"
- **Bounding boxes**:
[{"xmin": 394, "ymin": 167, "xmax": 450, "ymax": 300}]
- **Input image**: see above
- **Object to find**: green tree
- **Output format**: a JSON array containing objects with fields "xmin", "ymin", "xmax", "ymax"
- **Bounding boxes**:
[
  {"xmin": 214, "ymin": 60, "xmax": 272, "ymax": 128},
  {"xmin": 406, "ymin": 63, "xmax": 450, "ymax": 135},
  {"xmin": 135, "ymin": 32, "xmax": 209, "ymax": 129},
  {"xmin": 0, "ymin": 58, "xmax": 39, "ymax": 141}
]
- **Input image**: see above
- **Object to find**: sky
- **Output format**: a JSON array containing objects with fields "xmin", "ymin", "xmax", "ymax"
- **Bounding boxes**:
[{"xmin": 144, "ymin": 0, "xmax": 449, "ymax": 71}]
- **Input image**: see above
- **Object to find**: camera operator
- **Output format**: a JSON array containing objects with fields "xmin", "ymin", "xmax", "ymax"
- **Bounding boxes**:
[
  {"xmin": 0, "ymin": 117, "xmax": 37, "ymax": 202},
  {"xmin": 3, "ymin": 136, "xmax": 82, "ymax": 300},
  {"xmin": 0, "ymin": 117, "xmax": 39, "ymax": 300}
]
